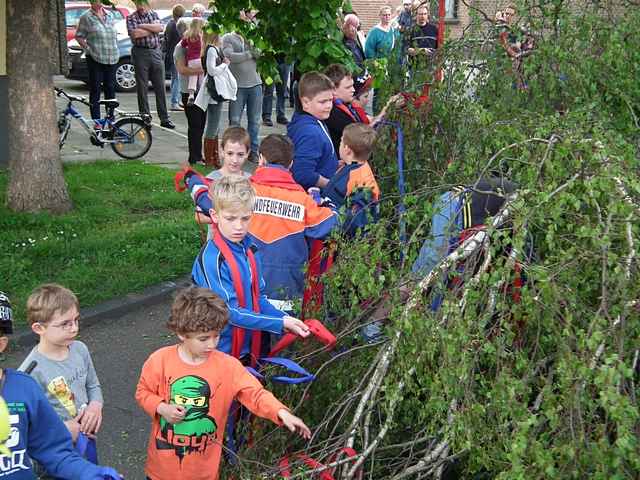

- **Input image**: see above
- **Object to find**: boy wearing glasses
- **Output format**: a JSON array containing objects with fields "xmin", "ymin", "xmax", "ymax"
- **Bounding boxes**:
[
  {"xmin": 19, "ymin": 284, "xmax": 103, "ymax": 445},
  {"xmin": 0, "ymin": 291, "xmax": 120, "ymax": 479}
]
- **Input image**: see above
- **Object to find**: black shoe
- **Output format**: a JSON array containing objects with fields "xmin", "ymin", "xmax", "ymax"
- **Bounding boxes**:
[
  {"xmin": 160, "ymin": 120, "xmax": 175, "ymax": 129},
  {"xmin": 276, "ymin": 116, "xmax": 289, "ymax": 125},
  {"xmin": 262, "ymin": 118, "xmax": 273, "ymax": 127},
  {"xmin": 248, "ymin": 151, "xmax": 259, "ymax": 164}
]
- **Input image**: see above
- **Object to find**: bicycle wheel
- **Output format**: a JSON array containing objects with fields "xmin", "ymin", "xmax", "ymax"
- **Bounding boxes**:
[
  {"xmin": 58, "ymin": 117, "xmax": 70, "ymax": 150},
  {"xmin": 110, "ymin": 118, "xmax": 152, "ymax": 159}
]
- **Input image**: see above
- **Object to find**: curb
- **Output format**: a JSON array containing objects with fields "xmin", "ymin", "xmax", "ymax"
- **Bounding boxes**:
[{"xmin": 12, "ymin": 275, "xmax": 192, "ymax": 349}]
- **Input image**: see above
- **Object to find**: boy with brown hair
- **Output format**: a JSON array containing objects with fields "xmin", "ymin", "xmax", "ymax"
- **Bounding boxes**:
[
  {"xmin": 205, "ymin": 126, "xmax": 252, "ymax": 181},
  {"xmin": 19, "ymin": 284, "xmax": 103, "ymax": 444},
  {"xmin": 135, "ymin": 287, "xmax": 310, "ymax": 480},
  {"xmin": 323, "ymin": 123, "xmax": 381, "ymax": 236},
  {"xmin": 287, "ymin": 71, "xmax": 339, "ymax": 190}
]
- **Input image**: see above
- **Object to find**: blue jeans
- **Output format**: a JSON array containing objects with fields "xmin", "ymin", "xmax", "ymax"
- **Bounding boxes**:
[
  {"xmin": 170, "ymin": 64, "xmax": 181, "ymax": 107},
  {"xmin": 205, "ymin": 102, "xmax": 223, "ymax": 139},
  {"xmin": 262, "ymin": 62, "xmax": 290, "ymax": 121},
  {"xmin": 228, "ymin": 84, "xmax": 262, "ymax": 154}
]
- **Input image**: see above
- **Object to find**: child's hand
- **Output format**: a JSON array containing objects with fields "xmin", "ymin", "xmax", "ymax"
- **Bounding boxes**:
[
  {"xmin": 157, "ymin": 402, "xmax": 186, "ymax": 424},
  {"xmin": 64, "ymin": 418, "xmax": 81, "ymax": 442},
  {"xmin": 78, "ymin": 401, "xmax": 103, "ymax": 435},
  {"xmin": 283, "ymin": 317, "xmax": 311, "ymax": 338},
  {"xmin": 277, "ymin": 409, "xmax": 311, "ymax": 439}
]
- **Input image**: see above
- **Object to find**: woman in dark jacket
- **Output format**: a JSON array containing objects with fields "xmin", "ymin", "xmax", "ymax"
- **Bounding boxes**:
[{"xmin": 164, "ymin": 4, "xmax": 185, "ymax": 111}]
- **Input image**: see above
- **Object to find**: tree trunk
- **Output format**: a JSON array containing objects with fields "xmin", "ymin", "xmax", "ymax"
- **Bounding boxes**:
[{"xmin": 6, "ymin": 0, "xmax": 73, "ymax": 213}]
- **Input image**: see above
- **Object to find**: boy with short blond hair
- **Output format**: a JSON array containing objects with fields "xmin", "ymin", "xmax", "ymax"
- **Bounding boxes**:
[
  {"xmin": 0, "ymin": 291, "xmax": 119, "ymax": 479},
  {"xmin": 287, "ymin": 71, "xmax": 339, "ymax": 190},
  {"xmin": 135, "ymin": 287, "xmax": 310, "ymax": 480},
  {"xmin": 192, "ymin": 176, "xmax": 311, "ymax": 360},
  {"xmin": 182, "ymin": 135, "xmax": 338, "ymax": 304},
  {"xmin": 19, "ymin": 284, "xmax": 103, "ymax": 444}
]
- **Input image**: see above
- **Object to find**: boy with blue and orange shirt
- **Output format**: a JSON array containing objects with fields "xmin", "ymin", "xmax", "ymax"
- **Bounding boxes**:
[
  {"xmin": 323, "ymin": 123, "xmax": 381, "ymax": 235},
  {"xmin": 250, "ymin": 134, "xmax": 338, "ymax": 304},
  {"xmin": 191, "ymin": 176, "xmax": 312, "ymax": 361}
]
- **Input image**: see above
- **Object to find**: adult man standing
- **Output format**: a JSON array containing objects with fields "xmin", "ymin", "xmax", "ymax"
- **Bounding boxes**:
[
  {"xmin": 75, "ymin": 1, "xmax": 119, "ymax": 122},
  {"xmin": 407, "ymin": 4, "xmax": 438, "ymax": 57},
  {"xmin": 397, "ymin": 0, "xmax": 414, "ymax": 33},
  {"xmin": 163, "ymin": 4, "xmax": 185, "ymax": 112},
  {"xmin": 127, "ymin": 0, "xmax": 175, "ymax": 129},
  {"xmin": 364, "ymin": 5, "xmax": 399, "ymax": 114}
]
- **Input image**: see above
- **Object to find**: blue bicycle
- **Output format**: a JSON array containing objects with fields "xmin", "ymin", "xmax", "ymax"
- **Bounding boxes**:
[{"xmin": 55, "ymin": 87, "xmax": 153, "ymax": 160}]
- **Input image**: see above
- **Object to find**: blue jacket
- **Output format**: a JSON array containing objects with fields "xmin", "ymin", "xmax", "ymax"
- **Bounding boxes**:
[
  {"xmin": 287, "ymin": 112, "xmax": 338, "ymax": 190},
  {"xmin": 192, "ymin": 236, "xmax": 286, "ymax": 356},
  {"xmin": 250, "ymin": 165, "xmax": 338, "ymax": 300},
  {"xmin": 411, "ymin": 190, "xmax": 463, "ymax": 279},
  {"xmin": 1, "ymin": 369, "xmax": 105, "ymax": 479}
]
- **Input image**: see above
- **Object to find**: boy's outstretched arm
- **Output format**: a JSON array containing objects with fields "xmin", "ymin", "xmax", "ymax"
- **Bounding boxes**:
[
  {"xmin": 232, "ymin": 361, "xmax": 311, "ymax": 439},
  {"xmin": 278, "ymin": 409, "xmax": 311, "ymax": 439}
]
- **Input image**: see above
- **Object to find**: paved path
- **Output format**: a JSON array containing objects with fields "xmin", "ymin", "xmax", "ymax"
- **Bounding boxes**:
[
  {"xmin": 55, "ymin": 76, "xmax": 290, "ymax": 170},
  {"xmin": 4, "ymin": 297, "xmax": 174, "ymax": 478}
]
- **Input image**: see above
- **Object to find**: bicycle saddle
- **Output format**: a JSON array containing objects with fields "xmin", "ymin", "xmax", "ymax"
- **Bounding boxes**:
[{"xmin": 99, "ymin": 99, "xmax": 120, "ymax": 108}]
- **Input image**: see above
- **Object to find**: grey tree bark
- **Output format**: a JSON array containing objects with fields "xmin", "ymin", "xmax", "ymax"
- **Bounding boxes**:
[{"xmin": 6, "ymin": 0, "xmax": 73, "ymax": 213}]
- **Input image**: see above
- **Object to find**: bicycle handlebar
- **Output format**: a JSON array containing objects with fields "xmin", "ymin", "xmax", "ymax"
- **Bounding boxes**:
[{"xmin": 54, "ymin": 87, "xmax": 89, "ymax": 105}]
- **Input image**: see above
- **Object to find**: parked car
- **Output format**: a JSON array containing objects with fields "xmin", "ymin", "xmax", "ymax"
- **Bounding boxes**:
[
  {"xmin": 65, "ymin": 11, "xmax": 211, "ymax": 93},
  {"xmin": 65, "ymin": 2, "xmax": 131, "ymax": 42}
]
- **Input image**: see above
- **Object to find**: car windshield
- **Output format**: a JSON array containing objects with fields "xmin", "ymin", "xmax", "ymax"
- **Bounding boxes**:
[{"xmin": 65, "ymin": 8, "xmax": 87, "ymax": 27}]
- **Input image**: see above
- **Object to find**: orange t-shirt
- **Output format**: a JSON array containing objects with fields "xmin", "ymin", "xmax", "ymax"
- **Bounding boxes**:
[{"xmin": 135, "ymin": 345, "xmax": 287, "ymax": 480}]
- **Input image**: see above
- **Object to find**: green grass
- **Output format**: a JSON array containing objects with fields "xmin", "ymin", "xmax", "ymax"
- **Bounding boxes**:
[{"xmin": 0, "ymin": 161, "xmax": 204, "ymax": 326}]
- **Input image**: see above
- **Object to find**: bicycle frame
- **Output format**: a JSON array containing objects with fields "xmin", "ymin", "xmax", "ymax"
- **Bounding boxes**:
[{"xmin": 61, "ymin": 101, "xmax": 111, "ymax": 140}]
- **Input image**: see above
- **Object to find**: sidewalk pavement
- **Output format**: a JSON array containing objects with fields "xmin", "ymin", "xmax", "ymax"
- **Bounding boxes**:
[{"xmin": 55, "ymin": 77, "xmax": 290, "ymax": 170}]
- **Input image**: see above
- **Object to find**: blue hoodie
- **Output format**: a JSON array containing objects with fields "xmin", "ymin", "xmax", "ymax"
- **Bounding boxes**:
[
  {"xmin": 287, "ymin": 111, "xmax": 338, "ymax": 190},
  {"xmin": 0, "ymin": 368, "xmax": 106, "ymax": 479},
  {"xmin": 192, "ymin": 235, "xmax": 286, "ymax": 356}
]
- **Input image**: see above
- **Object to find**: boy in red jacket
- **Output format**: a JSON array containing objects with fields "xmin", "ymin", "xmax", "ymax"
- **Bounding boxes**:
[{"xmin": 135, "ymin": 287, "xmax": 310, "ymax": 480}]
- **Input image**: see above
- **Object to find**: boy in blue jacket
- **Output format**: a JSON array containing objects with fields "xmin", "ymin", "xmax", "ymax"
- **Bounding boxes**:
[
  {"xmin": 191, "ymin": 176, "xmax": 311, "ymax": 363},
  {"xmin": 287, "ymin": 72, "xmax": 338, "ymax": 191},
  {"xmin": 182, "ymin": 135, "xmax": 338, "ymax": 306},
  {"xmin": 0, "ymin": 292, "xmax": 120, "ymax": 480}
]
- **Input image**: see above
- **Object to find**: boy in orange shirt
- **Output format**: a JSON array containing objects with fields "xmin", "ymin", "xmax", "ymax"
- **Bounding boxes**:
[{"xmin": 135, "ymin": 287, "xmax": 310, "ymax": 480}]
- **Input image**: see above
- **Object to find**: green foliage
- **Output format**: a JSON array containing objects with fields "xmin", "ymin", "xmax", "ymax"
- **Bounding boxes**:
[
  {"xmin": 236, "ymin": 1, "xmax": 640, "ymax": 478},
  {"xmin": 0, "ymin": 161, "xmax": 200, "ymax": 326},
  {"xmin": 207, "ymin": 0, "xmax": 355, "ymax": 82}
]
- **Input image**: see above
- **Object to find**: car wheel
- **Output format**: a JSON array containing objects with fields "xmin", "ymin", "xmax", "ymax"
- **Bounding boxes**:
[{"xmin": 115, "ymin": 58, "xmax": 136, "ymax": 93}]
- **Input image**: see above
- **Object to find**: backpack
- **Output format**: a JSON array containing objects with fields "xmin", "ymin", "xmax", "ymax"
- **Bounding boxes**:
[{"xmin": 203, "ymin": 45, "xmax": 226, "ymax": 102}]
